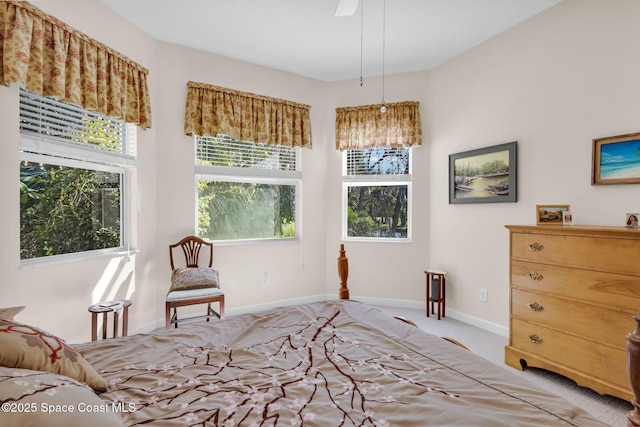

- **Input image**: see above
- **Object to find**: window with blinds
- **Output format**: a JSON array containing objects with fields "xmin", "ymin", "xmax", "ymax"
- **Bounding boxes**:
[
  {"xmin": 19, "ymin": 89, "xmax": 133, "ymax": 263},
  {"xmin": 342, "ymin": 147, "xmax": 412, "ymax": 241},
  {"xmin": 195, "ymin": 136, "xmax": 300, "ymax": 242},
  {"xmin": 197, "ymin": 136, "xmax": 296, "ymax": 172},
  {"xmin": 19, "ymin": 89, "xmax": 136, "ymax": 161},
  {"xmin": 345, "ymin": 147, "xmax": 409, "ymax": 176}
]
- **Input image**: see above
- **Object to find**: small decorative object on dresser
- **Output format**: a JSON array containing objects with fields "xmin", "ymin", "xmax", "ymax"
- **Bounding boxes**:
[
  {"xmin": 627, "ymin": 213, "xmax": 639, "ymax": 228},
  {"xmin": 562, "ymin": 211, "xmax": 573, "ymax": 225},
  {"xmin": 505, "ymin": 224, "xmax": 640, "ymax": 402},
  {"xmin": 535, "ymin": 204, "xmax": 569, "ymax": 225}
]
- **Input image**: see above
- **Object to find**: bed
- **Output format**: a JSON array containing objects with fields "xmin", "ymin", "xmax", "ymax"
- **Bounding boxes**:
[{"xmin": 1, "ymin": 246, "xmax": 637, "ymax": 426}]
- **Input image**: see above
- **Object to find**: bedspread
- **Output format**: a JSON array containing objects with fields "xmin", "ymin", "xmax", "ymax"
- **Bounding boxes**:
[{"xmin": 74, "ymin": 300, "xmax": 607, "ymax": 426}]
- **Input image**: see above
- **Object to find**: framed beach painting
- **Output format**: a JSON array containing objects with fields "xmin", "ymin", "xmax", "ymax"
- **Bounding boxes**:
[
  {"xmin": 449, "ymin": 141, "xmax": 517, "ymax": 204},
  {"xmin": 592, "ymin": 132, "xmax": 640, "ymax": 185}
]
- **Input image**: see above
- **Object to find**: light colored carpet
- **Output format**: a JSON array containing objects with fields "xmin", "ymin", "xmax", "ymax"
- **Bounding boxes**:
[{"xmin": 375, "ymin": 305, "xmax": 633, "ymax": 427}]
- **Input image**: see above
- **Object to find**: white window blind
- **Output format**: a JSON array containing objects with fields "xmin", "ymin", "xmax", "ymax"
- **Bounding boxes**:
[
  {"xmin": 346, "ymin": 147, "xmax": 410, "ymax": 176},
  {"xmin": 195, "ymin": 135, "xmax": 301, "ymax": 242},
  {"xmin": 19, "ymin": 89, "xmax": 136, "ymax": 162},
  {"xmin": 197, "ymin": 136, "xmax": 297, "ymax": 172}
]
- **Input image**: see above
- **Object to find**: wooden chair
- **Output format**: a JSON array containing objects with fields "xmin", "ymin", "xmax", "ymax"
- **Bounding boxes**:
[{"xmin": 166, "ymin": 236, "xmax": 224, "ymax": 328}]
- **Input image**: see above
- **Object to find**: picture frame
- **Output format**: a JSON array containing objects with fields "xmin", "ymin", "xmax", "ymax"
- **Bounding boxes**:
[
  {"xmin": 449, "ymin": 141, "xmax": 517, "ymax": 204},
  {"xmin": 626, "ymin": 213, "xmax": 639, "ymax": 228},
  {"xmin": 536, "ymin": 205, "xmax": 570, "ymax": 225},
  {"xmin": 592, "ymin": 132, "xmax": 640, "ymax": 185},
  {"xmin": 562, "ymin": 211, "xmax": 574, "ymax": 225}
]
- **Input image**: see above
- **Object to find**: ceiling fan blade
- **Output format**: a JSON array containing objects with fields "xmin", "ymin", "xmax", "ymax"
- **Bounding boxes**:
[{"xmin": 335, "ymin": 0, "xmax": 360, "ymax": 17}]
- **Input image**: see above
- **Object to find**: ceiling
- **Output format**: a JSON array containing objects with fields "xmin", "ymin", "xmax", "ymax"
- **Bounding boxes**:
[{"xmin": 100, "ymin": 0, "xmax": 561, "ymax": 82}]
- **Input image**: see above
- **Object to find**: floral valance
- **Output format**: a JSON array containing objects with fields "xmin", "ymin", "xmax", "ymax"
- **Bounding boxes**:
[
  {"xmin": 0, "ymin": 1, "xmax": 152, "ymax": 129},
  {"xmin": 184, "ymin": 81, "xmax": 312, "ymax": 148},
  {"xmin": 335, "ymin": 101, "xmax": 422, "ymax": 150}
]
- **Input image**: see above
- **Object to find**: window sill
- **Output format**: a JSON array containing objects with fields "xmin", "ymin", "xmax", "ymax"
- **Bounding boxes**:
[
  {"xmin": 212, "ymin": 237, "xmax": 300, "ymax": 246},
  {"xmin": 342, "ymin": 237, "xmax": 412, "ymax": 244},
  {"xmin": 20, "ymin": 248, "xmax": 139, "ymax": 269}
]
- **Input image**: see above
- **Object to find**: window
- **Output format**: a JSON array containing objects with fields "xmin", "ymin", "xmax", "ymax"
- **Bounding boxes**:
[
  {"xmin": 19, "ymin": 89, "xmax": 135, "ymax": 262},
  {"xmin": 342, "ymin": 147, "xmax": 411, "ymax": 241},
  {"xmin": 196, "ymin": 136, "xmax": 300, "ymax": 242}
]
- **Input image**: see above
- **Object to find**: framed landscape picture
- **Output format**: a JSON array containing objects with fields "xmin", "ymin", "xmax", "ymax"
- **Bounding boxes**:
[
  {"xmin": 592, "ymin": 132, "xmax": 640, "ymax": 185},
  {"xmin": 449, "ymin": 141, "xmax": 517, "ymax": 204}
]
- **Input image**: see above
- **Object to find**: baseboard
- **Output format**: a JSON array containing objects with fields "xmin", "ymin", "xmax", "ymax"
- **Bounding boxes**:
[
  {"xmin": 132, "ymin": 294, "xmax": 508, "ymax": 338},
  {"xmin": 350, "ymin": 295, "xmax": 424, "ymax": 310},
  {"xmin": 350, "ymin": 295, "xmax": 509, "ymax": 338},
  {"xmin": 131, "ymin": 319, "xmax": 164, "ymax": 335},
  {"xmin": 224, "ymin": 294, "xmax": 329, "ymax": 316},
  {"xmin": 445, "ymin": 308, "xmax": 509, "ymax": 337},
  {"xmin": 131, "ymin": 294, "xmax": 331, "ymax": 335}
]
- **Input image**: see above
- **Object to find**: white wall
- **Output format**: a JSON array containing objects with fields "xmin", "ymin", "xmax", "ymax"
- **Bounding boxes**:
[
  {"xmin": 428, "ymin": 0, "xmax": 640, "ymax": 327},
  {"xmin": 0, "ymin": 0, "xmax": 333, "ymax": 343},
  {"xmin": 0, "ymin": 0, "xmax": 161, "ymax": 343},
  {"xmin": 323, "ymin": 72, "xmax": 431, "ymax": 306},
  {"xmin": 152, "ymin": 42, "xmax": 331, "ymax": 310},
  {"xmin": 1, "ymin": 0, "xmax": 638, "ymax": 343}
]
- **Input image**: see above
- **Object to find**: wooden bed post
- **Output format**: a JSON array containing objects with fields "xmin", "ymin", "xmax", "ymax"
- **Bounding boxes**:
[
  {"xmin": 338, "ymin": 244, "xmax": 350, "ymax": 300},
  {"xmin": 628, "ymin": 313, "xmax": 640, "ymax": 427}
]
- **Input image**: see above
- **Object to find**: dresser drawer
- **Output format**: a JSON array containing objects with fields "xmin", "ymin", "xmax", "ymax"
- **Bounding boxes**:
[
  {"xmin": 511, "ymin": 260, "xmax": 640, "ymax": 312},
  {"xmin": 510, "ymin": 318, "xmax": 627, "ymax": 388},
  {"xmin": 511, "ymin": 232, "xmax": 640, "ymax": 276},
  {"xmin": 511, "ymin": 288, "xmax": 633, "ymax": 348}
]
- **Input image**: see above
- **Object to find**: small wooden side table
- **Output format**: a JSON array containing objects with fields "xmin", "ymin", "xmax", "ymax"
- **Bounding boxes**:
[
  {"xmin": 88, "ymin": 300, "xmax": 132, "ymax": 341},
  {"xmin": 424, "ymin": 269, "xmax": 447, "ymax": 320}
]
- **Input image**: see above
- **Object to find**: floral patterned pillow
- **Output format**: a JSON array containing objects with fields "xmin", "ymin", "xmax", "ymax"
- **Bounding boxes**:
[
  {"xmin": 0, "ymin": 367, "xmax": 124, "ymax": 427},
  {"xmin": 0, "ymin": 318, "xmax": 107, "ymax": 392},
  {"xmin": 169, "ymin": 267, "xmax": 220, "ymax": 292}
]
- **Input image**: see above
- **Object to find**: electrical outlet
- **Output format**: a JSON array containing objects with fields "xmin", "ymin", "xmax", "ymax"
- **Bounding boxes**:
[
  {"xmin": 479, "ymin": 288, "xmax": 488, "ymax": 302},
  {"xmin": 262, "ymin": 272, "xmax": 269, "ymax": 288}
]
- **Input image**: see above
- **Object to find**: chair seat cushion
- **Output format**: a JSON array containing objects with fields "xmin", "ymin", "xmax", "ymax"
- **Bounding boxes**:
[
  {"xmin": 169, "ymin": 267, "xmax": 219, "ymax": 293},
  {"xmin": 166, "ymin": 286, "xmax": 224, "ymax": 302}
]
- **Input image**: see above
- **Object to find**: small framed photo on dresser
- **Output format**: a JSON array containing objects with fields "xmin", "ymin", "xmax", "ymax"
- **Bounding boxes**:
[
  {"xmin": 562, "ymin": 211, "xmax": 574, "ymax": 225},
  {"xmin": 536, "ymin": 204, "xmax": 570, "ymax": 225},
  {"xmin": 626, "ymin": 213, "xmax": 639, "ymax": 228}
]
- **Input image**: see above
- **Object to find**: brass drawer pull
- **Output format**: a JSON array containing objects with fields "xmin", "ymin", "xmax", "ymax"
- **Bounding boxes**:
[
  {"xmin": 528, "ymin": 271, "xmax": 544, "ymax": 281},
  {"xmin": 528, "ymin": 334, "xmax": 544, "ymax": 344},
  {"xmin": 527, "ymin": 302, "xmax": 544, "ymax": 312},
  {"xmin": 528, "ymin": 242, "xmax": 544, "ymax": 251}
]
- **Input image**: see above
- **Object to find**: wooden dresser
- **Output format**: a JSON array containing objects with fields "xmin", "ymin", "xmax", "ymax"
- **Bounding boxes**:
[{"xmin": 505, "ymin": 224, "xmax": 640, "ymax": 402}]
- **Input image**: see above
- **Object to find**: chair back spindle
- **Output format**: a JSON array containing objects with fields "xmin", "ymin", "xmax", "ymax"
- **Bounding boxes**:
[
  {"xmin": 182, "ymin": 240, "xmax": 201, "ymax": 268},
  {"xmin": 169, "ymin": 236, "xmax": 213, "ymax": 270}
]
